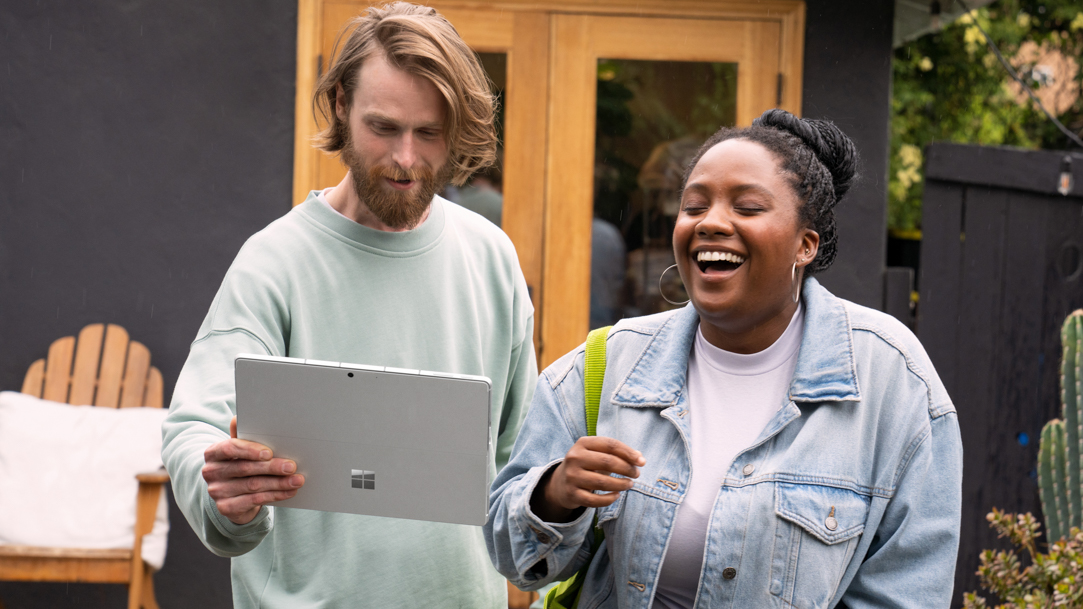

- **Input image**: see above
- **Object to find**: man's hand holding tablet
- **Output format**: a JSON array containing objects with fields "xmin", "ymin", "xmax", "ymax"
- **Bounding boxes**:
[{"xmin": 202, "ymin": 416, "xmax": 306, "ymax": 525}]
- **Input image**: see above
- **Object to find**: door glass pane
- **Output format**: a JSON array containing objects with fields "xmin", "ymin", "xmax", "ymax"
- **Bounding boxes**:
[
  {"xmin": 591, "ymin": 59, "xmax": 737, "ymax": 329},
  {"xmin": 443, "ymin": 52, "xmax": 505, "ymax": 229}
]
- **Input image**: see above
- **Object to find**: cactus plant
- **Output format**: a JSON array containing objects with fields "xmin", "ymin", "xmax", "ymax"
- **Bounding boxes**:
[
  {"xmin": 1039, "ymin": 420, "xmax": 1068, "ymax": 540},
  {"xmin": 1038, "ymin": 309, "xmax": 1083, "ymax": 542}
]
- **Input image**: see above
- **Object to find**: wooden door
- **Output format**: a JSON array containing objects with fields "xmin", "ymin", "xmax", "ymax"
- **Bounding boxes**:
[
  {"xmin": 541, "ymin": 12, "xmax": 800, "ymax": 365},
  {"xmin": 293, "ymin": 2, "xmax": 804, "ymax": 369}
]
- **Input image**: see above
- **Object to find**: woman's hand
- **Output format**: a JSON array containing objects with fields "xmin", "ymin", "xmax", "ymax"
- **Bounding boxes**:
[{"xmin": 531, "ymin": 436, "xmax": 645, "ymax": 523}]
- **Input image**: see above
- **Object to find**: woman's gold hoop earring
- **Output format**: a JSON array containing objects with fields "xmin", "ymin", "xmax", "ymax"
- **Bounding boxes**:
[
  {"xmin": 659, "ymin": 264, "xmax": 690, "ymax": 306},
  {"xmin": 791, "ymin": 261, "xmax": 801, "ymax": 304}
]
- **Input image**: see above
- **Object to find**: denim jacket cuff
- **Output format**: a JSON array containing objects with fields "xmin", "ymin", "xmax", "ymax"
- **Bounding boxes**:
[{"xmin": 510, "ymin": 458, "xmax": 596, "ymax": 578}]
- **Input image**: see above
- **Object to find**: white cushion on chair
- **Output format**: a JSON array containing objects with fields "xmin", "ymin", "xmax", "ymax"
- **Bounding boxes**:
[{"xmin": 0, "ymin": 391, "xmax": 170, "ymax": 570}]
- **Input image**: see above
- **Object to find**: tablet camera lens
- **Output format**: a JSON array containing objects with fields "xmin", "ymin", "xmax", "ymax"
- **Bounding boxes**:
[{"xmin": 347, "ymin": 372, "xmax": 354, "ymax": 378}]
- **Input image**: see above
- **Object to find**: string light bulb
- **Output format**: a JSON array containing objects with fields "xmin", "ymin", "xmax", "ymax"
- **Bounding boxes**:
[{"xmin": 1059, "ymin": 156, "xmax": 1075, "ymax": 197}]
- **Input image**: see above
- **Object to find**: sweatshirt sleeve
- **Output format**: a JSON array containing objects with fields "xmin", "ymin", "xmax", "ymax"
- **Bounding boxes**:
[
  {"xmin": 494, "ymin": 315, "xmax": 536, "ymax": 473},
  {"xmin": 161, "ymin": 254, "xmax": 290, "ymax": 557},
  {"xmin": 493, "ymin": 267, "xmax": 538, "ymax": 473}
]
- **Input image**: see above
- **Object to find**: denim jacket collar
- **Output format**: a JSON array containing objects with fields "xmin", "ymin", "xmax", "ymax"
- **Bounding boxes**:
[{"xmin": 611, "ymin": 277, "xmax": 861, "ymax": 409}]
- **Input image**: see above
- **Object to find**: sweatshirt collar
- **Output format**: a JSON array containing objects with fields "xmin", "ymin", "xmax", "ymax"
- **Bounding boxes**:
[{"xmin": 295, "ymin": 190, "xmax": 446, "ymax": 256}]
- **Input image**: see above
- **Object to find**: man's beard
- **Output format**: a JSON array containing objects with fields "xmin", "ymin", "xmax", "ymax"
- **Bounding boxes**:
[{"xmin": 340, "ymin": 134, "xmax": 450, "ymax": 230}]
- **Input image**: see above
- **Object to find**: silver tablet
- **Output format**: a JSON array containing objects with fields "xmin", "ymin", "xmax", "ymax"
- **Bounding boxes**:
[{"xmin": 234, "ymin": 354, "xmax": 492, "ymax": 526}]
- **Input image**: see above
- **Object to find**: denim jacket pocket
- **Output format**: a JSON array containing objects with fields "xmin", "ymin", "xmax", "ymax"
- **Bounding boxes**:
[{"xmin": 770, "ymin": 482, "xmax": 871, "ymax": 609}]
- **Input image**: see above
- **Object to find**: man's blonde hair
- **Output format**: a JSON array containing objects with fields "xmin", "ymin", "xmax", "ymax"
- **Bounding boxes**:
[{"xmin": 313, "ymin": 2, "xmax": 498, "ymax": 186}]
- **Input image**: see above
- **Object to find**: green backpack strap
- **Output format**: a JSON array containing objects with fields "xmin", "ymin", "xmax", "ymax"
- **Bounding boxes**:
[
  {"xmin": 583, "ymin": 326, "xmax": 611, "ymax": 436},
  {"xmin": 543, "ymin": 325, "xmax": 612, "ymax": 609}
]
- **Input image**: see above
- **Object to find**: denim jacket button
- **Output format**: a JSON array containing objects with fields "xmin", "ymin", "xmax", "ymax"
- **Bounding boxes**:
[
  {"xmin": 722, "ymin": 567, "xmax": 737, "ymax": 580},
  {"xmin": 825, "ymin": 516, "xmax": 838, "ymax": 531},
  {"xmin": 742, "ymin": 464, "xmax": 755, "ymax": 476},
  {"xmin": 529, "ymin": 526, "xmax": 551, "ymax": 544}
]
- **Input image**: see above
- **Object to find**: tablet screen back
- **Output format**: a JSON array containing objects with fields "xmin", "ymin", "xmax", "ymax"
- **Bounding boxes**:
[{"xmin": 235, "ymin": 355, "xmax": 492, "ymax": 526}]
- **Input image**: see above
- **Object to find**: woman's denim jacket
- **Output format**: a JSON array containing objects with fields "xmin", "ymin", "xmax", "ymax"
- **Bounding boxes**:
[{"xmin": 484, "ymin": 278, "xmax": 962, "ymax": 609}]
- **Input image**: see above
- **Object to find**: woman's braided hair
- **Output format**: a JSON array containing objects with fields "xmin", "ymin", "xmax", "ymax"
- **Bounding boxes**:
[{"xmin": 680, "ymin": 109, "xmax": 858, "ymax": 274}]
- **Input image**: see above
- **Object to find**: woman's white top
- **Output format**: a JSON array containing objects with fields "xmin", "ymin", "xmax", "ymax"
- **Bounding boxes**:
[{"xmin": 652, "ymin": 305, "xmax": 805, "ymax": 609}]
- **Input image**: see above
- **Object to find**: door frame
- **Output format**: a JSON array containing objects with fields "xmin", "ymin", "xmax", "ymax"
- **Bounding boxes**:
[{"xmin": 293, "ymin": 0, "xmax": 805, "ymax": 367}]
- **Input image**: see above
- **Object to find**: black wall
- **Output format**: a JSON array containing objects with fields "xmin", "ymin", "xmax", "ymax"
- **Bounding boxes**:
[
  {"xmin": 920, "ymin": 143, "xmax": 1083, "ymax": 606},
  {"xmin": 803, "ymin": 0, "xmax": 895, "ymax": 309},
  {"xmin": 0, "ymin": 1, "xmax": 894, "ymax": 607},
  {"xmin": 0, "ymin": 1, "xmax": 296, "ymax": 607}
]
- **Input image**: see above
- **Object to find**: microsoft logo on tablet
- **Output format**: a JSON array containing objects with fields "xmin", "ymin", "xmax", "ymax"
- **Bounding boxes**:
[{"xmin": 351, "ymin": 469, "xmax": 375, "ymax": 490}]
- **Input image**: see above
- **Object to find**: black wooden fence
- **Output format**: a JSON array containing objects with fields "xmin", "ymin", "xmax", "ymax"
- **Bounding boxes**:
[{"xmin": 919, "ymin": 142, "xmax": 1083, "ymax": 605}]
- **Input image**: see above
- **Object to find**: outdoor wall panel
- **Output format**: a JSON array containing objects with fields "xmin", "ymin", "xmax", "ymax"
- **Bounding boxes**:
[
  {"xmin": 802, "ymin": 0, "xmax": 895, "ymax": 309},
  {"xmin": 0, "ymin": 1, "xmax": 296, "ymax": 607},
  {"xmin": 918, "ymin": 181, "xmax": 965, "ymax": 394},
  {"xmin": 920, "ymin": 142, "xmax": 1083, "ymax": 607}
]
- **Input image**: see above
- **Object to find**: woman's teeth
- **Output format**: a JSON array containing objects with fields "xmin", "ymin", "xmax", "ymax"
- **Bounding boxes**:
[
  {"xmin": 696, "ymin": 250, "xmax": 745, "ymax": 273},
  {"xmin": 697, "ymin": 251, "xmax": 745, "ymax": 264}
]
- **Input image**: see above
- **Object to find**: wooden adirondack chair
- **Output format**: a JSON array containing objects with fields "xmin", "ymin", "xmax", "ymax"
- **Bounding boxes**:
[{"xmin": 0, "ymin": 323, "xmax": 169, "ymax": 609}]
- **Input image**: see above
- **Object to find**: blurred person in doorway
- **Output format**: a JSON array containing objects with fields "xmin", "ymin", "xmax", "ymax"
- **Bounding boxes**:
[{"xmin": 454, "ymin": 155, "xmax": 504, "ymax": 228}]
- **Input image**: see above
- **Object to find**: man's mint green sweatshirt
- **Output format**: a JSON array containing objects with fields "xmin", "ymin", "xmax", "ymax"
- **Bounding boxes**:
[{"xmin": 162, "ymin": 193, "xmax": 536, "ymax": 608}]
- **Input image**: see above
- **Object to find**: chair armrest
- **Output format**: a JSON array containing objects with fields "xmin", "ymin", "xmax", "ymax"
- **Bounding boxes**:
[
  {"xmin": 135, "ymin": 469, "xmax": 170, "ymax": 484},
  {"xmin": 133, "ymin": 469, "xmax": 168, "ymax": 538},
  {"xmin": 129, "ymin": 471, "xmax": 168, "ymax": 597},
  {"xmin": 130, "ymin": 468, "xmax": 168, "ymax": 579}
]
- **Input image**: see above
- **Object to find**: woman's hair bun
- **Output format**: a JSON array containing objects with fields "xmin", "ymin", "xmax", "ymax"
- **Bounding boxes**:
[{"xmin": 754, "ymin": 109, "xmax": 858, "ymax": 204}]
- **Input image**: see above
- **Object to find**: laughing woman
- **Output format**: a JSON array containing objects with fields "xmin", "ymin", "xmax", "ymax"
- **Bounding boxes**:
[{"xmin": 484, "ymin": 109, "xmax": 962, "ymax": 609}]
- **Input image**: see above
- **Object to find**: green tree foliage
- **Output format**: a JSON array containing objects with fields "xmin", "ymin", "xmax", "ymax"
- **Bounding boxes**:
[{"xmin": 890, "ymin": 0, "xmax": 1083, "ymax": 232}]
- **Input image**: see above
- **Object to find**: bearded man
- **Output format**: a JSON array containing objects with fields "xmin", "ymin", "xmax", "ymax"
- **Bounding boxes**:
[{"xmin": 161, "ymin": 3, "xmax": 536, "ymax": 607}]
